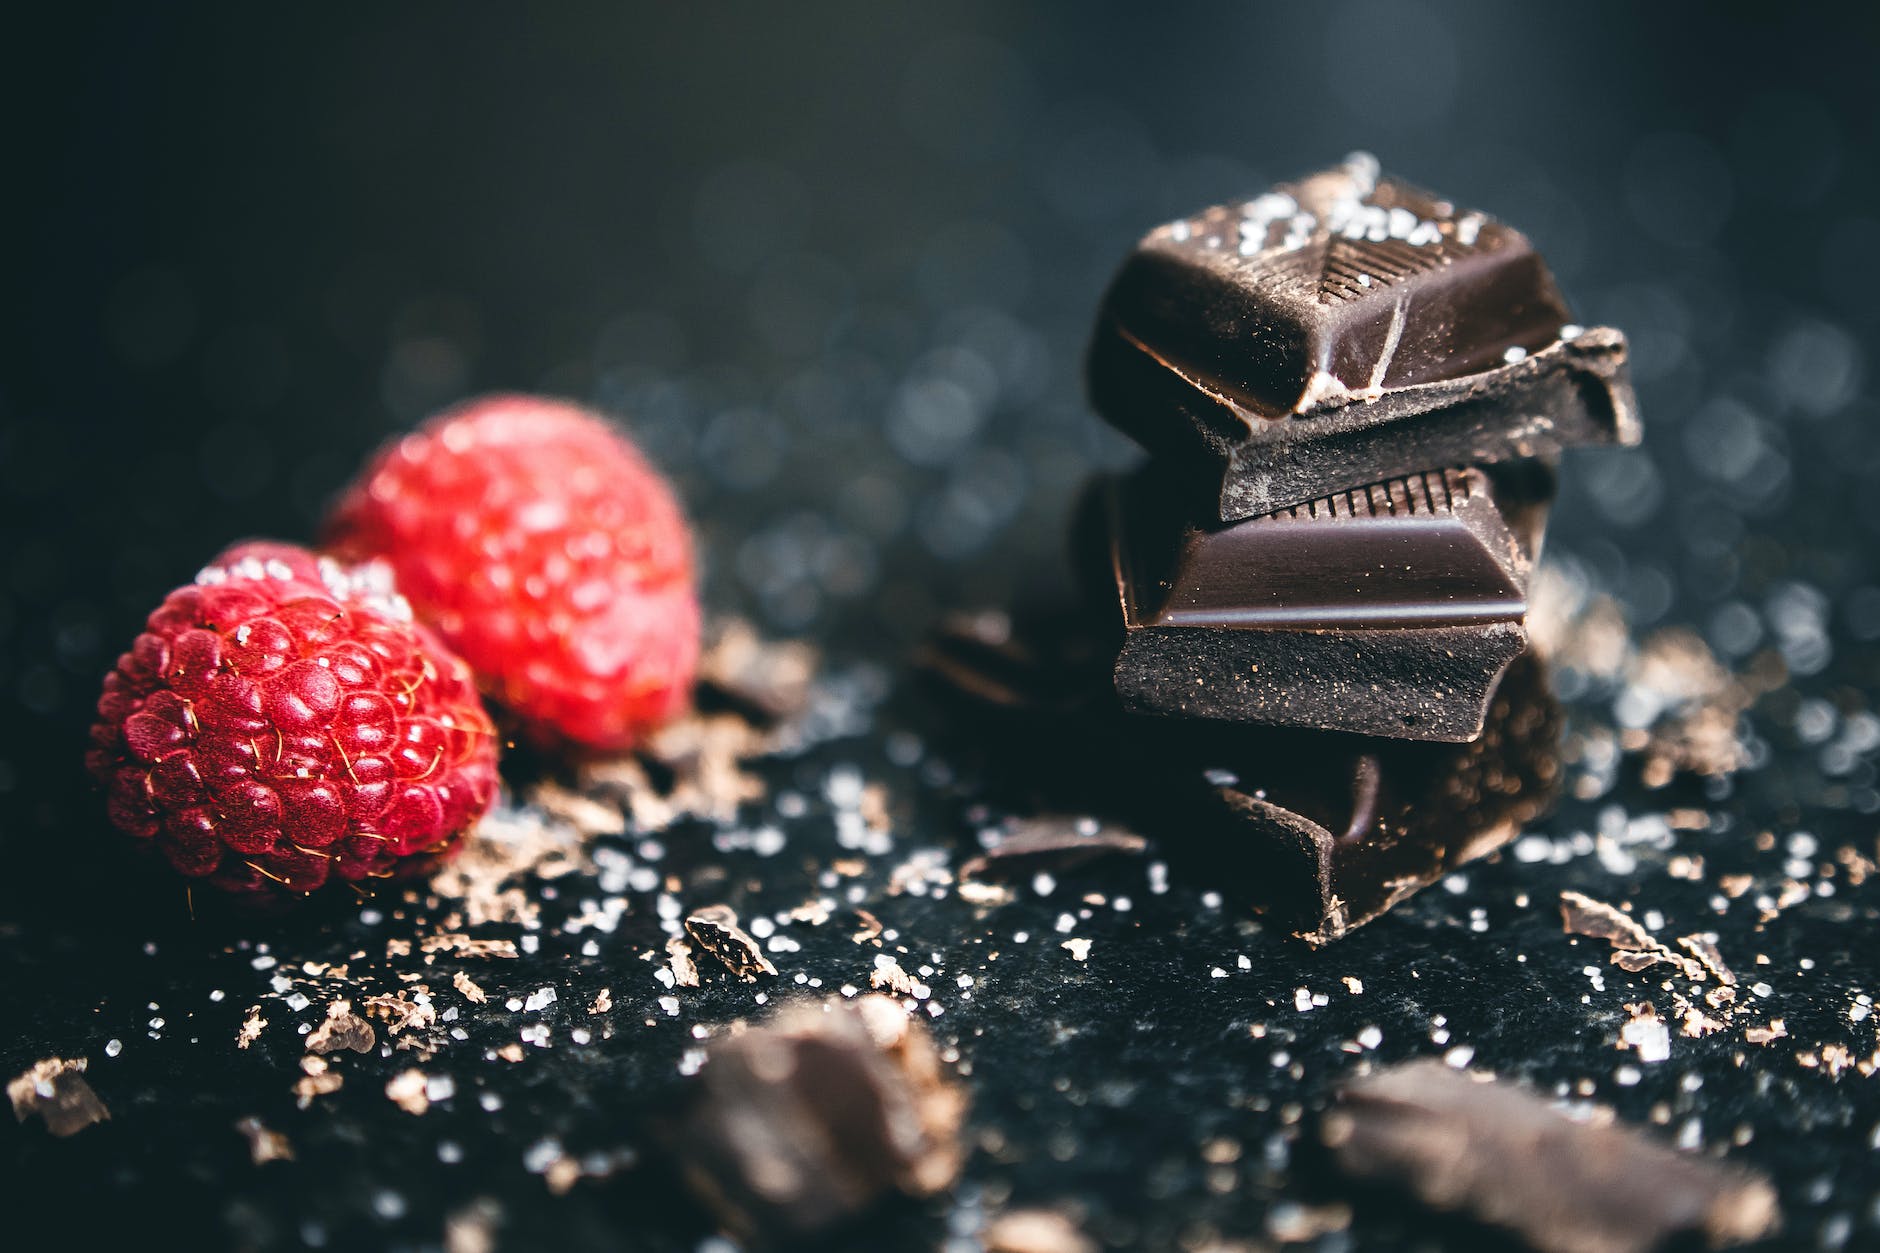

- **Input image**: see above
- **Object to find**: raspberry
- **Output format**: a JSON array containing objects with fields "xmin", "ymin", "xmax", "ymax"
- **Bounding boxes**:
[
  {"xmin": 87, "ymin": 542, "xmax": 500, "ymax": 900},
  {"xmin": 323, "ymin": 395, "xmax": 699, "ymax": 752}
]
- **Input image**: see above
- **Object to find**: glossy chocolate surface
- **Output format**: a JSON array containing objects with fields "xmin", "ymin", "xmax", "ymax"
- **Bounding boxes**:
[
  {"xmin": 1117, "ymin": 467, "xmax": 1527, "ymax": 632},
  {"xmin": 1097, "ymin": 153, "xmax": 1572, "ymax": 418},
  {"xmin": 1104, "ymin": 465, "xmax": 1543, "ymax": 740}
]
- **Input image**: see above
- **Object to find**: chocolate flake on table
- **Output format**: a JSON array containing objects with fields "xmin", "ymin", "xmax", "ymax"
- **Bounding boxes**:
[
  {"xmin": 1088, "ymin": 152, "xmax": 1637, "ymax": 519},
  {"xmin": 306, "ymin": 1000, "xmax": 378, "ymax": 1055},
  {"xmin": 385, "ymin": 1069, "xmax": 432, "ymax": 1115},
  {"xmin": 683, "ymin": 905, "xmax": 778, "ymax": 981},
  {"xmin": 1560, "ymin": 891, "xmax": 1707, "ymax": 982},
  {"xmin": 1102, "ymin": 464, "xmax": 1540, "ymax": 741},
  {"xmin": 668, "ymin": 995, "xmax": 965, "ymax": 1242},
  {"xmin": 8, "ymin": 1057, "xmax": 109, "ymax": 1137},
  {"xmin": 666, "ymin": 936, "xmax": 702, "ymax": 988},
  {"xmin": 959, "ymin": 816, "xmax": 1148, "ymax": 882},
  {"xmin": 362, "ymin": 990, "xmax": 439, "ymax": 1036},
  {"xmin": 235, "ymin": 1116, "xmax": 294, "ymax": 1165},
  {"xmin": 850, "ymin": 908, "xmax": 885, "ymax": 945},
  {"xmin": 452, "ymin": 971, "xmax": 488, "ymax": 1004},
  {"xmin": 1324, "ymin": 1060, "xmax": 1779, "ymax": 1253}
]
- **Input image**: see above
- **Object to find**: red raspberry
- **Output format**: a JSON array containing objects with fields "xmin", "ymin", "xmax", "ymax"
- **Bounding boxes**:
[
  {"xmin": 323, "ymin": 395, "xmax": 699, "ymax": 752},
  {"xmin": 86, "ymin": 541, "xmax": 500, "ymax": 901}
]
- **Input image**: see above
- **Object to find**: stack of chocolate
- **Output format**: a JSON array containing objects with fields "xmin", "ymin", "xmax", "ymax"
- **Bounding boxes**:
[{"xmin": 1086, "ymin": 153, "xmax": 1639, "ymax": 744}]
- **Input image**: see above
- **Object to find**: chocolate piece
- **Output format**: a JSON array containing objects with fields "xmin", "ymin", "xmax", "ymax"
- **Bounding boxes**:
[
  {"xmin": 1169, "ymin": 650, "xmax": 1559, "ymax": 944},
  {"xmin": 1089, "ymin": 153, "xmax": 1638, "ymax": 519},
  {"xmin": 670, "ymin": 996, "xmax": 966, "ymax": 1243},
  {"xmin": 918, "ymin": 611, "xmax": 1560, "ymax": 944},
  {"xmin": 1106, "ymin": 464, "xmax": 1540, "ymax": 741},
  {"xmin": 958, "ymin": 816, "xmax": 1148, "ymax": 882},
  {"xmin": 684, "ymin": 905, "xmax": 779, "ymax": 981},
  {"xmin": 1323, "ymin": 1060, "xmax": 1780, "ymax": 1253}
]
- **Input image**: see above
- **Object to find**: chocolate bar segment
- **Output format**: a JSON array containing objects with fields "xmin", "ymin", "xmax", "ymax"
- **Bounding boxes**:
[
  {"xmin": 1324, "ymin": 1060, "xmax": 1780, "ymax": 1252},
  {"xmin": 1107, "ymin": 465, "xmax": 1539, "ymax": 741},
  {"xmin": 1170, "ymin": 650, "xmax": 1559, "ymax": 945},
  {"xmin": 1089, "ymin": 153, "xmax": 1638, "ymax": 519}
]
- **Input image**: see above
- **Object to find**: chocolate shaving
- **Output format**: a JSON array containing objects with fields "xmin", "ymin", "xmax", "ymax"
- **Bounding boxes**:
[
  {"xmin": 1324, "ymin": 1060, "xmax": 1779, "ymax": 1253},
  {"xmin": 452, "ymin": 972, "xmax": 488, "ymax": 1004},
  {"xmin": 959, "ymin": 816, "xmax": 1148, "ymax": 882},
  {"xmin": 1677, "ymin": 935, "xmax": 1736, "ymax": 986},
  {"xmin": 683, "ymin": 905, "xmax": 778, "ymax": 981},
  {"xmin": 1560, "ymin": 892, "xmax": 1707, "ymax": 981},
  {"xmin": 306, "ymin": 1000, "xmax": 377, "ymax": 1055},
  {"xmin": 665, "ymin": 936, "xmax": 701, "ymax": 988},
  {"xmin": 362, "ymin": 991, "xmax": 438, "ymax": 1035},
  {"xmin": 8, "ymin": 1057, "xmax": 109, "ymax": 1137},
  {"xmin": 385, "ymin": 1069, "xmax": 431, "ymax": 1115},
  {"xmin": 236, "ymin": 1005, "xmax": 266, "ymax": 1049},
  {"xmin": 668, "ymin": 995, "xmax": 965, "ymax": 1241}
]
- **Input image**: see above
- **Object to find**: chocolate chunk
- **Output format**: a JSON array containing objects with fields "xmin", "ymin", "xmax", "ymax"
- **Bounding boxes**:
[
  {"xmin": 670, "ymin": 996, "xmax": 966, "ymax": 1243},
  {"xmin": 684, "ymin": 904, "xmax": 779, "ymax": 981},
  {"xmin": 958, "ymin": 816, "xmax": 1148, "ymax": 882},
  {"xmin": 1169, "ymin": 650, "xmax": 1559, "ymax": 944},
  {"xmin": 918, "ymin": 610, "xmax": 1559, "ymax": 944},
  {"xmin": 1088, "ymin": 153, "xmax": 1638, "ymax": 519},
  {"xmin": 1104, "ymin": 464, "xmax": 1543, "ymax": 741},
  {"xmin": 1323, "ymin": 1060, "xmax": 1780, "ymax": 1253}
]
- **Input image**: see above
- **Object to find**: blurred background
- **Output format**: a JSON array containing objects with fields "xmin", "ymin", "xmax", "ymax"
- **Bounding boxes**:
[{"xmin": 4, "ymin": 1, "xmax": 1878, "ymax": 857}]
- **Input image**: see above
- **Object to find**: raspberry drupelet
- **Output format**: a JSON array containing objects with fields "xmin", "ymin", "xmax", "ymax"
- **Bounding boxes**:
[
  {"xmin": 87, "ymin": 541, "xmax": 500, "ymax": 900},
  {"xmin": 323, "ymin": 395, "xmax": 699, "ymax": 752}
]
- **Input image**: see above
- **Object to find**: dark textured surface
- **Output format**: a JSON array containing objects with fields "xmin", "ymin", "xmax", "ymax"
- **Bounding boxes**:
[{"xmin": 7, "ymin": 4, "xmax": 1880, "ymax": 1251}]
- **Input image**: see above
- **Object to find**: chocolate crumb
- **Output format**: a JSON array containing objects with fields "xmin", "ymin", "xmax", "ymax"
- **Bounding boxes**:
[
  {"xmin": 851, "ymin": 909, "xmax": 884, "ymax": 945},
  {"xmin": 1744, "ymin": 1020, "xmax": 1788, "ymax": 1045},
  {"xmin": 1677, "ymin": 935, "xmax": 1736, "ymax": 986},
  {"xmin": 362, "ymin": 991, "xmax": 437, "ymax": 1036},
  {"xmin": 453, "ymin": 971, "xmax": 488, "ymax": 1004},
  {"xmin": 683, "ymin": 905, "xmax": 778, "ymax": 981},
  {"xmin": 293, "ymin": 1069, "xmax": 342, "ymax": 1105},
  {"xmin": 236, "ymin": 1005, "xmax": 266, "ymax": 1050},
  {"xmin": 306, "ymin": 1000, "xmax": 377, "ymax": 1055},
  {"xmin": 666, "ymin": 936, "xmax": 702, "ymax": 988},
  {"xmin": 385, "ymin": 1068, "xmax": 430, "ymax": 1115},
  {"xmin": 1560, "ymin": 891, "xmax": 1706, "ymax": 981},
  {"xmin": 870, "ymin": 955, "xmax": 919, "ymax": 997},
  {"xmin": 234, "ymin": 1116, "xmax": 293, "ymax": 1164},
  {"xmin": 8, "ymin": 1057, "xmax": 109, "ymax": 1137}
]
